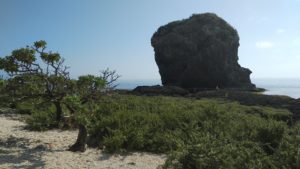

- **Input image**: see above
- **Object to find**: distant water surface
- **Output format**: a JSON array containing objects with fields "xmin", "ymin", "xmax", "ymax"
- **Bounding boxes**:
[
  {"xmin": 117, "ymin": 78, "xmax": 300, "ymax": 99},
  {"xmin": 117, "ymin": 79, "xmax": 161, "ymax": 90},
  {"xmin": 253, "ymin": 78, "xmax": 300, "ymax": 99}
]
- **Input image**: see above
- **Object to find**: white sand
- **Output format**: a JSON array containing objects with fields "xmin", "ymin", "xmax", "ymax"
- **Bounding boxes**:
[{"xmin": 0, "ymin": 113, "xmax": 166, "ymax": 169}]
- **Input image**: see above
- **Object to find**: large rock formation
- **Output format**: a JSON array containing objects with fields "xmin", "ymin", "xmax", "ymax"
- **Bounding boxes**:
[{"xmin": 151, "ymin": 13, "xmax": 255, "ymax": 89}]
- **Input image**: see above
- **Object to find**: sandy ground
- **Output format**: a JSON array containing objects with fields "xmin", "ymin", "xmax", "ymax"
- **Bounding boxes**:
[{"xmin": 0, "ymin": 111, "xmax": 166, "ymax": 169}]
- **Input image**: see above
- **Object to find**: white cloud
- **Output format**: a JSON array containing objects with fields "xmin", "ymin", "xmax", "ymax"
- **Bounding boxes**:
[
  {"xmin": 276, "ymin": 28, "xmax": 285, "ymax": 34},
  {"xmin": 255, "ymin": 41, "xmax": 274, "ymax": 49}
]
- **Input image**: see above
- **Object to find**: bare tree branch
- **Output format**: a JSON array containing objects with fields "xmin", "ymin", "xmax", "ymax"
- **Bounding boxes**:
[{"xmin": 100, "ymin": 68, "xmax": 121, "ymax": 90}]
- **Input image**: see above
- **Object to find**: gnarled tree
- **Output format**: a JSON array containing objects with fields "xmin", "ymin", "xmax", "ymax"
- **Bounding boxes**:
[
  {"xmin": 0, "ymin": 41, "xmax": 120, "ymax": 152},
  {"xmin": 65, "ymin": 75, "xmax": 106, "ymax": 152},
  {"xmin": 67, "ymin": 72, "xmax": 119, "ymax": 152},
  {"xmin": 0, "ymin": 40, "xmax": 72, "ymax": 124}
]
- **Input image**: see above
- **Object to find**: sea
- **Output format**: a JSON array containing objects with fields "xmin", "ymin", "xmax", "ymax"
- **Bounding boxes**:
[{"xmin": 117, "ymin": 78, "xmax": 300, "ymax": 99}]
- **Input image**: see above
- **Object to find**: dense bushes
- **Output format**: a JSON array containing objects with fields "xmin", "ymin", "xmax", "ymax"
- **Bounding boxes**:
[
  {"xmin": 163, "ymin": 123, "xmax": 300, "ymax": 169},
  {"xmin": 22, "ymin": 94, "xmax": 300, "ymax": 168},
  {"xmin": 25, "ymin": 102, "xmax": 58, "ymax": 131},
  {"xmin": 163, "ymin": 140, "xmax": 269, "ymax": 169},
  {"xmin": 26, "ymin": 109, "xmax": 57, "ymax": 131}
]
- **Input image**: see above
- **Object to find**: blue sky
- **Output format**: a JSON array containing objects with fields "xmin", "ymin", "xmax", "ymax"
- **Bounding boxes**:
[{"xmin": 1, "ymin": 0, "xmax": 300, "ymax": 80}]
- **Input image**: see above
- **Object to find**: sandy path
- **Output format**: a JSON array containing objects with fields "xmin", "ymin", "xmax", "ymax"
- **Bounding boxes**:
[{"xmin": 0, "ymin": 113, "xmax": 166, "ymax": 169}]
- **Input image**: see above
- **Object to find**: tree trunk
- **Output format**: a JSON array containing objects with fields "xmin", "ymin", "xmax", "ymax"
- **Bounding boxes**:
[
  {"xmin": 68, "ymin": 124, "xmax": 87, "ymax": 152},
  {"xmin": 54, "ymin": 101, "xmax": 63, "ymax": 122}
]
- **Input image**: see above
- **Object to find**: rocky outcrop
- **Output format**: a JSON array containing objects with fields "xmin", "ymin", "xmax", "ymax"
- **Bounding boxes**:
[
  {"xmin": 132, "ymin": 85, "xmax": 189, "ymax": 96},
  {"xmin": 151, "ymin": 13, "xmax": 255, "ymax": 89}
]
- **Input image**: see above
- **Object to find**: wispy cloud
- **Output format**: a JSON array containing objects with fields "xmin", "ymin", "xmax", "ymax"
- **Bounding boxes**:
[
  {"xmin": 276, "ymin": 28, "xmax": 285, "ymax": 34},
  {"xmin": 256, "ymin": 41, "xmax": 274, "ymax": 49}
]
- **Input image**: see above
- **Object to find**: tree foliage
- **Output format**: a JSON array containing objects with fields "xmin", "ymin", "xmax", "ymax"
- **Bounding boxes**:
[{"xmin": 0, "ymin": 40, "xmax": 72, "ymax": 121}]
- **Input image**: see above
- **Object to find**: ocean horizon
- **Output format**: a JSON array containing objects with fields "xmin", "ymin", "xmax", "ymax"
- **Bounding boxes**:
[{"xmin": 117, "ymin": 78, "xmax": 300, "ymax": 99}]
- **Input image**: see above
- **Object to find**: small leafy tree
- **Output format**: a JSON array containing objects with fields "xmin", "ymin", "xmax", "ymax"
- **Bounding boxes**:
[
  {"xmin": 66, "ymin": 71, "xmax": 120, "ymax": 152},
  {"xmin": 0, "ymin": 40, "xmax": 73, "ymax": 123},
  {"xmin": 66, "ymin": 75, "xmax": 106, "ymax": 152}
]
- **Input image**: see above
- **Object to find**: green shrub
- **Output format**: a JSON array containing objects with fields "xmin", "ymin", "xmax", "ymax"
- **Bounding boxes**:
[
  {"xmin": 256, "ymin": 121, "xmax": 286, "ymax": 154},
  {"xmin": 271, "ymin": 122, "xmax": 300, "ymax": 169},
  {"xmin": 163, "ymin": 139, "xmax": 270, "ymax": 169},
  {"xmin": 102, "ymin": 129, "xmax": 127, "ymax": 152},
  {"xmin": 26, "ymin": 109, "xmax": 57, "ymax": 131},
  {"xmin": 87, "ymin": 95, "xmax": 292, "ymax": 152}
]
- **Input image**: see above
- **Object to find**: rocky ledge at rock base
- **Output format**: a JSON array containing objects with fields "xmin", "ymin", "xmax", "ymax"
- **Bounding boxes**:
[
  {"xmin": 151, "ymin": 13, "xmax": 255, "ymax": 89},
  {"xmin": 132, "ymin": 85, "xmax": 189, "ymax": 96}
]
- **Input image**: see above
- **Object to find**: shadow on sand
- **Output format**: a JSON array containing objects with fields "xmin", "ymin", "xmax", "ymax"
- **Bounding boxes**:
[{"xmin": 0, "ymin": 136, "xmax": 53, "ymax": 169}]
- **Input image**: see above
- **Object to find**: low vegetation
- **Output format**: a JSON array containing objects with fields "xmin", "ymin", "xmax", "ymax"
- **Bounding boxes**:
[
  {"xmin": 14, "ymin": 94, "xmax": 300, "ymax": 168},
  {"xmin": 1, "ymin": 41, "xmax": 300, "ymax": 168}
]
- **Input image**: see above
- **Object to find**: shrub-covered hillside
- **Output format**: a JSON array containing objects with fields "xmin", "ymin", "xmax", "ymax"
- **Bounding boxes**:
[{"xmin": 28, "ymin": 94, "xmax": 297, "ymax": 169}]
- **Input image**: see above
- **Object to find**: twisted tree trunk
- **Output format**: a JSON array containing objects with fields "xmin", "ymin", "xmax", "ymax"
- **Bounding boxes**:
[
  {"xmin": 54, "ymin": 101, "xmax": 63, "ymax": 122},
  {"xmin": 68, "ymin": 124, "xmax": 87, "ymax": 152}
]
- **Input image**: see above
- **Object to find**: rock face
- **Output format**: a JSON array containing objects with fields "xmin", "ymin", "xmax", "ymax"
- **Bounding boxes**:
[{"xmin": 151, "ymin": 13, "xmax": 255, "ymax": 89}]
